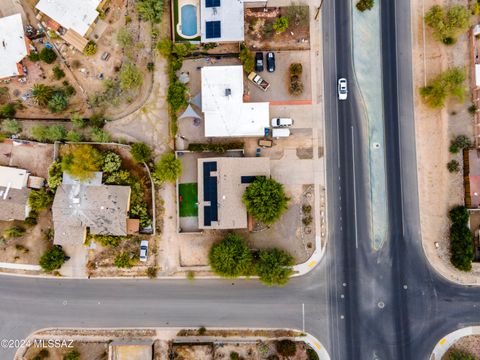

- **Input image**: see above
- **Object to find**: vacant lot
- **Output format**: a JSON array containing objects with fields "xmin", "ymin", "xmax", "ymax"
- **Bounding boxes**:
[{"xmin": 0, "ymin": 140, "xmax": 54, "ymax": 178}]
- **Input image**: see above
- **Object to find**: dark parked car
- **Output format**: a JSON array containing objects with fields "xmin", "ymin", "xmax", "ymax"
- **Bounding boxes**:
[
  {"xmin": 255, "ymin": 52, "xmax": 264, "ymax": 72},
  {"xmin": 267, "ymin": 52, "xmax": 275, "ymax": 72}
]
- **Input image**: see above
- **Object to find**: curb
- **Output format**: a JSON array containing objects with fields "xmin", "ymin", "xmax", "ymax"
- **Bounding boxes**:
[
  {"xmin": 15, "ymin": 327, "xmax": 330, "ymax": 360},
  {"xmin": 429, "ymin": 326, "xmax": 480, "ymax": 360}
]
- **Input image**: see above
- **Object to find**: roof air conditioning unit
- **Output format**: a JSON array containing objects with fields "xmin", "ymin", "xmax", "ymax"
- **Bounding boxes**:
[{"xmin": 225, "ymin": 88, "xmax": 231, "ymax": 96}]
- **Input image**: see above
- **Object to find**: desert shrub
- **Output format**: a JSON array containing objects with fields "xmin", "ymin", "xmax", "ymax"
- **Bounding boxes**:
[
  {"xmin": 70, "ymin": 113, "xmax": 86, "ymax": 128},
  {"xmin": 449, "ymin": 206, "xmax": 469, "ymax": 226},
  {"xmin": 114, "ymin": 252, "xmax": 133, "ymax": 268},
  {"xmin": 48, "ymin": 92, "xmax": 69, "ymax": 113},
  {"xmin": 0, "ymin": 103, "xmax": 16, "ymax": 118},
  {"xmin": 302, "ymin": 204, "xmax": 312, "ymax": 213},
  {"xmin": 136, "ymin": 0, "xmax": 165, "ymax": 23},
  {"xmin": 120, "ymin": 63, "xmax": 143, "ymax": 90},
  {"xmin": 52, "ymin": 65, "xmax": 65, "ymax": 80},
  {"xmin": 425, "ymin": 5, "xmax": 470, "ymax": 44},
  {"xmin": 131, "ymin": 142, "xmax": 152, "ymax": 163},
  {"xmin": 39, "ymin": 246, "xmax": 66, "ymax": 272},
  {"xmin": 48, "ymin": 160, "xmax": 63, "ymax": 190},
  {"xmin": 239, "ymin": 44, "xmax": 255, "ymax": 73},
  {"xmin": 449, "ymin": 135, "xmax": 471, "ymax": 153},
  {"xmin": 4, "ymin": 226, "xmax": 25, "ymax": 238},
  {"xmin": 83, "ymin": 40, "xmax": 97, "ymax": 55},
  {"xmin": 152, "ymin": 153, "xmax": 182, "ymax": 184},
  {"xmin": 289, "ymin": 79, "xmax": 304, "ymax": 95},
  {"xmin": 29, "ymin": 189, "xmax": 54, "ymax": 212},
  {"xmin": 197, "ymin": 326, "xmax": 206, "ymax": 335},
  {"xmin": 302, "ymin": 215, "xmax": 313, "ymax": 225},
  {"xmin": 24, "ymin": 213, "xmax": 38, "ymax": 226},
  {"xmin": 167, "ymin": 81, "xmax": 187, "ymax": 112},
  {"xmin": 420, "ymin": 67, "xmax": 466, "ymax": 108},
  {"xmin": 156, "ymin": 37, "xmax": 172, "ymax": 57},
  {"xmin": 468, "ymin": 104, "xmax": 478, "ymax": 115},
  {"xmin": 276, "ymin": 340, "xmax": 296, "ymax": 357},
  {"xmin": 208, "ymin": 234, "xmax": 253, "ymax": 278},
  {"xmin": 306, "ymin": 348, "xmax": 319, "ymax": 360},
  {"xmin": 66, "ymin": 131, "xmax": 84, "ymax": 142},
  {"xmin": 356, "ymin": 0, "xmax": 374, "ymax": 11},
  {"xmin": 90, "ymin": 127, "xmax": 111, "ymax": 143},
  {"xmin": 243, "ymin": 177, "xmax": 289, "ymax": 225},
  {"xmin": 39, "ymin": 48, "xmax": 57, "ymax": 64},
  {"xmin": 89, "ymin": 113, "xmax": 106, "ymax": 128},
  {"xmin": 230, "ymin": 352, "xmax": 240, "ymax": 360},
  {"xmin": 102, "ymin": 152, "xmax": 122, "ymax": 173},
  {"xmin": 289, "ymin": 63, "xmax": 303, "ymax": 76},
  {"xmin": 92, "ymin": 234, "xmax": 126, "ymax": 247},
  {"xmin": 273, "ymin": 16, "xmax": 289, "ymax": 33},
  {"xmin": 1, "ymin": 119, "xmax": 21, "ymax": 134},
  {"xmin": 450, "ymin": 222, "xmax": 474, "ymax": 271},
  {"xmin": 187, "ymin": 270, "xmax": 195, "ymax": 280},
  {"xmin": 147, "ymin": 266, "xmax": 157, "ymax": 278},
  {"xmin": 116, "ymin": 27, "xmax": 133, "ymax": 48},
  {"xmin": 64, "ymin": 349, "xmax": 80, "ymax": 360},
  {"xmin": 447, "ymin": 160, "xmax": 460, "ymax": 173},
  {"xmin": 28, "ymin": 52, "xmax": 40, "ymax": 62}
]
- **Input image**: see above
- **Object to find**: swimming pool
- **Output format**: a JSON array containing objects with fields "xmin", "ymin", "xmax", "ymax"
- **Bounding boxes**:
[{"xmin": 180, "ymin": 4, "xmax": 197, "ymax": 37}]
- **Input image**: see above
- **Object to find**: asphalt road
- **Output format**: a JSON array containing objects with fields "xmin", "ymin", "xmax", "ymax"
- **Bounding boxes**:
[{"xmin": 1, "ymin": 1, "xmax": 480, "ymax": 360}]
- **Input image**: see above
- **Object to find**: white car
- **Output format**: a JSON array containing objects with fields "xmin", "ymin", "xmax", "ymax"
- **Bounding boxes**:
[
  {"xmin": 139, "ymin": 240, "xmax": 149, "ymax": 262},
  {"xmin": 338, "ymin": 78, "xmax": 348, "ymax": 100},
  {"xmin": 271, "ymin": 118, "xmax": 294, "ymax": 127}
]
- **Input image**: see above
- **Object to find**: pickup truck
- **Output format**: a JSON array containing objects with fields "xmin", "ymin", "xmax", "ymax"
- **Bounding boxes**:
[{"xmin": 248, "ymin": 72, "xmax": 270, "ymax": 91}]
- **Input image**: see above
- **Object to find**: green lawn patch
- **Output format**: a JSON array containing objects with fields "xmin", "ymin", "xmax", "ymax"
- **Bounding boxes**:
[{"xmin": 179, "ymin": 183, "xmax": 198, "ymax": 217}]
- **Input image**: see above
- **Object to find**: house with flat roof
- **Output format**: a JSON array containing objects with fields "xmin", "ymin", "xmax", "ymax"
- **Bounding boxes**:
[
  {"xmin": 0, "ymin": 14, "xmax": 29, "ymax": 80},
  {"xmin": 197, "ymin": 157, "xmax": 270, "ymax": 229},
  {"xmin": 201, "ymin": 65, "xmax": 269, "ymax": 137},
  {"xmin": 200, "ymin": 0, "xmax": 244, "ymax": 42},
  {"xmin": 0, "ymin": 166, "xmax": 42, "ymax": 221},
  {"xmin": 35, "ymin": 0, "xmax": 109, "ymax": 51},
  {"xmin": 52, "ymin": 172, "xmax": 131, "ymax": 245}
]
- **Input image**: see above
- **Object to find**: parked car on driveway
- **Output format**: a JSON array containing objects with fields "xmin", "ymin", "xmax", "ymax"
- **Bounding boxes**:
[
  {"xmin": 139, "ymin": 240, "xmax": 149, "ymax": 262},
  {"xmin": 271, "ymin": 118, "xmax": 293, "ymax": 127},
  {"xmin": 338, "ymin": 78, "xmax": 348, "ymax": 100},
  {"xmin": 267, "ymin": 52, "xmax": 275, "ymax": 72},
  {"xmin": 255, "ymin": 52, "xmax": 264, "ymax": 72}
]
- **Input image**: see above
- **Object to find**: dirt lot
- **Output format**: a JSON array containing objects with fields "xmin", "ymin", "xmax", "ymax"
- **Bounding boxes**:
[
  {"xmin": 245, "ymin": 6, "xmax": 310, "ymax": 51},
  {"xmin": 412, "ymin": 0, "xmax": 480, "ymax": 281},
  {"xmin": 23, "ymin": 341, "xmax": 109, "ymax": 360},
  {"xmin": 0, "ymin": 140, "xmax": 54, "ymax": 178},
  {"xmin": 0, "ymin": 210, "xmax": 52, "ymax": 265}
]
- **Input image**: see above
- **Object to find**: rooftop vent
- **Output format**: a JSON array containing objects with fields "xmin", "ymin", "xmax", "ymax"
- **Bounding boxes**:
[{"xmin": 225, "ymin": 88, "xmax": 231, "ymax": 96}]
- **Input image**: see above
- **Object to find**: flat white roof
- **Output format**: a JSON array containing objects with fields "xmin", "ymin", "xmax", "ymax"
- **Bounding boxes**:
[
  {"xmin": 200, "ymin": 0, "xmax": 244, "ymax": 42},
  {"xmin": 0, "ymin": 14, "xmax": 27, "ymax": 79},
  {"xmin": 0, "ymin": 166, "xmax": 29, "ymax": 190},
  {"xmin": 36, "ymin": 0, "xmax": 101, "ymax": 36},
  {"xmin": 201, "ymin": 65, "xmax": 269, "ymax": 137}
]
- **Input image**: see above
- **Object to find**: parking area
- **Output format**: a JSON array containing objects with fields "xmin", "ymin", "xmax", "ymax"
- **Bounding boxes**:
[{"xmin": 247, "ymin": 50, "xmax": 312, "ymax": 104}]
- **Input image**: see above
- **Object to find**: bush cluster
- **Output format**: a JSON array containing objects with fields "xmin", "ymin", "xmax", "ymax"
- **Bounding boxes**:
[
  {"xmin": 356, "ymin": 0, "xmax": 374, "ymax": 12},
  {"xmin": 208, "ymin": 234, "xmax": 294, "ymax": 286},
  {"xmin": 188, "ymin": 142, "xmax": 244, "ymax": 153},
  {"xmin": 239, "ymin": 44, "xmax": 254, "ymax": 73},
  {"xmin": 39, "ymin": 246, "xmax": 66, "ymax": 272},
  {"xmin": 419, "ymin": 67, "xmax": 465, "ymax": 108},
  {"xmin": 288, "ymin": 63, "xmax": 304, "ymax": 96},
  {"xmin": 448, "ymin": 206, "xmax": 474, "ymax": 271}
]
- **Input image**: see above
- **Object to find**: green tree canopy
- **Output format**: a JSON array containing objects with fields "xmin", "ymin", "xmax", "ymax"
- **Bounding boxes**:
[
  {"xmin": 39, "ymin": 246, "xmax": 66, "ymax": 272},
  {"xmin": 130, "ymin": 142, "xmax": 152, "ymax": 163},
  {"xmin": 242, "ymin": 177, "xmax": 289, "ymax": 225},
  {"xmin": 39, "ymin": 47, "xmax": 57, "ymax": 64},
  {"xmin": 425, "ymin": 5, "xmax": 470, "ymax": 43},
  {"xmin": 48, "ymin": 92, "xmax": 69, "ymax": 113},
  {"xmin": 61, "ymin": 145, "xmax": 103, "ymax": 181},
  {"xmin": 239, "ymin": 44, "xmax": 254, "ymax": 73},
  {"xmin": 152, "ymin": 153, "xmax": 182, "ymax": 184},
  {"xmin": 29, "ymin": 189, "xmax": 54, "ymax": 212},
  {"xmin": 420, "ymin": 67, "xmax": 466, "ymax": 108},
  {"xmin": 32, "ymin": 84, "xmax": 54, "ymax": 107},
  {"xmin": 449, "ymin": 206, "xmax": 469, "ymax": 225},
  {"xmin": 208, "ymin": 234, "xmax": 253, "ymax": 277},
  {"xmin": 1, "ymin": 119, "xmax": 21, "ymax": 135},
  {"xmin": 356, "ymin": 0, "xmax": 374, "ymax": 12},
  {"xmin": 256, "ymin": 248, "xmax": 294, "ymax": 286},
  {"xmin": 47, "ymin": 160, "xmax": 63, "ymax": 190},
  {"xmin": 136, "ymin": 0, "xmax": 165, "ymax": 23}
]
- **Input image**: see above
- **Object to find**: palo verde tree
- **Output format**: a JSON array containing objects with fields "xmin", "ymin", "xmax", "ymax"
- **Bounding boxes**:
[
  {"xmin": 242, "ymin": 177, "xmax": 289, "ymax": 225},
  {"xmin": 424, "ymin": 5, "xmax": 470, "ymax": 44},
  {"xmin": 419, "ymin": 67, "xmax": 466, "ymax": 108},
  {"xmin": 61, "ymin": 145, "xmax": 103, "ymax": 181}
]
